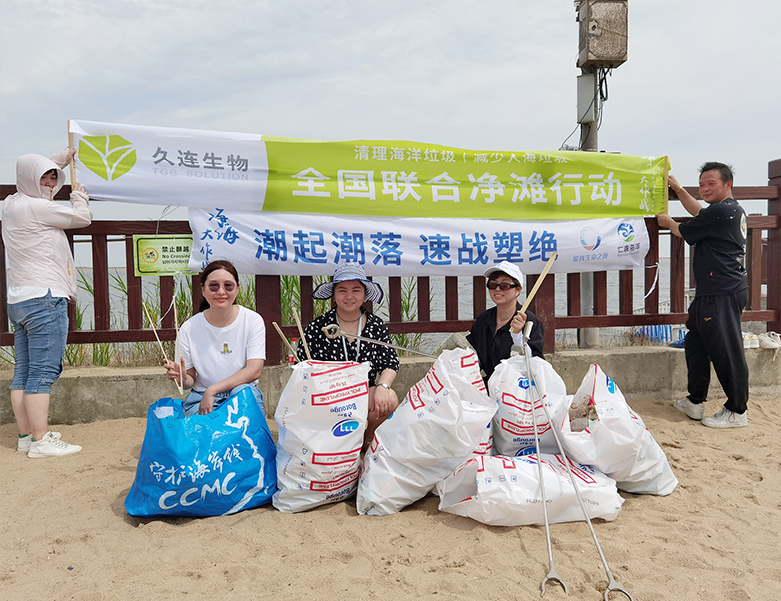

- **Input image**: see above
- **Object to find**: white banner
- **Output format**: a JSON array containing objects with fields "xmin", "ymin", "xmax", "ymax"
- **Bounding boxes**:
[
  {"xmin": 187, "ymin": 209, "xmax": 648, "ymax": 276},
  {"xmin": 69, "ymin": 120, "xmax": 668, "ymax": 220},
  {"xmin": 70, "ymin": 120, "xmax": 267, "ymax": 211},
  {"xmin": 68, "ymin": 120, "xmax": 652, "ymax": 276}
]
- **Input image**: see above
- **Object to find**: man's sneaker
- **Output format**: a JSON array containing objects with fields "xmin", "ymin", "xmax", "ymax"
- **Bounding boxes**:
[
  {"xmin": 758, "ymin": 331, "xmax": 781, "ymax": 348},
  {"xmin": 673, "ymin": 399, "xmax": 704, "ymax": 420},
  {"xmin": 17, "ymin": 431, "xmax": 61, "ymax": 453},
  {"xmin": 27, "ymin": 433, "xmax": 82, "ymax": 458},
  {"xmin": 702, "ymin": 408, "xmax": 748, "ymax": 429}
]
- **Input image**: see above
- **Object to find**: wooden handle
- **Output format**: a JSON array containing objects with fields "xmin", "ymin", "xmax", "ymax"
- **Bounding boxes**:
[
  {"xmin": 143, "ymin": 302, "xmax": 183, "ymax": 395},
  {"xmin": 272, "ymin": 322, "xmax": 300, "ymax": 363},
  {"xmin": 67, "ymin": 120, "xmax": 77, "ymax": 190},
  {"xmin": 511, "ymin": 251, "xmax": 558, "ymax": 333},
  {"xmin": 292, "ymin": 311, "xmax": 311, "ymax": 360}
]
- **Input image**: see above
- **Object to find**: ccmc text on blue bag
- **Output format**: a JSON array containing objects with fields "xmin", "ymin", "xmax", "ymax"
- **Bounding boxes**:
[{"xmin": 125, "ymin": 387, "xmax": 277, "ymax": 517}]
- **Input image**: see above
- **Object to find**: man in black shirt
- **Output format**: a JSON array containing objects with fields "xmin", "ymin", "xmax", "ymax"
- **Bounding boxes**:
[{"xmin": 657, "ymin": 162, "xmax": 749, "ymax": 428}]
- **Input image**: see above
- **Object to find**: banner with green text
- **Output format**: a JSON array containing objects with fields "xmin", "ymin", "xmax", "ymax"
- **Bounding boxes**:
[{"xmin": 70, "ymin": 120, "xmax": 668, "ymax": 219}]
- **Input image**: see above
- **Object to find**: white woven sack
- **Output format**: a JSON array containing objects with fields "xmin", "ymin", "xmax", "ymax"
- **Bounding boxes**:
[
  {"xmin": 356, "ymin": 348, "xmax": 496, "ymax": 516},
  {"xmin": 460, "ymin": 352, "xmax": 493, "ymax": 457},
  {"xmin": 472, "ymin": 422, "xmax": 494, "ymax": 456},
  {"xmin": 437, "ymin": 454, "xmax": 623, "ymax": 527},
  {"xmin": 560, "ymin": 364, "xmax": 678, "ymax": 496},
  {"xmin": 487, "ymin": 354, "xmax": 569, "ymax": 457},
  {"xmin": 273, "ymin": 360, "xmax": 370, "ymax": 513}
]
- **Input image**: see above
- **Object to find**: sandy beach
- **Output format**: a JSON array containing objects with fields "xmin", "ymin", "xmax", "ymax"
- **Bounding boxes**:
[{"xmin": 2, "ymin": 391, "xmax": 780, "ymax": 601}]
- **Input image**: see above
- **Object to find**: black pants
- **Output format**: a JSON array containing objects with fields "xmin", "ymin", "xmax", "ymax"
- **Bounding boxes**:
[{"xmin": 685, "ymin": 290, "xmax": 749, "ymax": 413}]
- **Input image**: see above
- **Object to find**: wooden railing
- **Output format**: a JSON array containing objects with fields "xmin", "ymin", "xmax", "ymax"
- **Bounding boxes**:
[{"xmin": 2, "ymin": 159, "xmax": 779, "ymax": 363}]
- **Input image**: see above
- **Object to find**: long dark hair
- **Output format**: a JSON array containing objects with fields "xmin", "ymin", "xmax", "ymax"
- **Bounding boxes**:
[{"xmin": 198, "ymin": 260, "xmax": 239, "ymax": 313}]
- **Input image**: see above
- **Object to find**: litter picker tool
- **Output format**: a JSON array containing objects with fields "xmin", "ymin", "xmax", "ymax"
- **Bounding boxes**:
[
  {"xmin": 520, "ymin": 320, "xmax": 634, "ymax": 601},
  {"xmin": 321, "ymin": 324, "xmax": 436, "ymax": 358},
  {"xmin": 519, "ymin": 331, "xmax": 568, "ymax": 596},
  {"xmin": 273, "ymin": 322, "xmax": 300, "ymax": 364}
]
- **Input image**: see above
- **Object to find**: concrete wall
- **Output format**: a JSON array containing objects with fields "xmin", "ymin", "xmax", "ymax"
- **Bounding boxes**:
[{"xmin": 1, "ymin": 347, "xmax": 778, "ymax": 425}]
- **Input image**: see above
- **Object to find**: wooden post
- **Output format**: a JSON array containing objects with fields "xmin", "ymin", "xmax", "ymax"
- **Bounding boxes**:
[{"xmin": 767, "ymin": 159, "xmax": 781, "ymax": 333}]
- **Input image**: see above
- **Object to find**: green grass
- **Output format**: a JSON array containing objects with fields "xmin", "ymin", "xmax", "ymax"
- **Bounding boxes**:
[
  {"xmin": 377, "ymin": 277, "xmax": 429, "ymax": 356},
  {"xmin": 1, "ymin": 272, "xmax": 431, "ymax": 367}
]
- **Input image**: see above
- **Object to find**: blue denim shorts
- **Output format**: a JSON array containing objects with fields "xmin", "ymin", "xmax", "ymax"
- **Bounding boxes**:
[
  {"xmin": 8, "ymin": 291, "xmax": 69, "ymax": 394},
  {"xmin": 182, "ymin": 383, "xmax": 265, "ymax": 417}
]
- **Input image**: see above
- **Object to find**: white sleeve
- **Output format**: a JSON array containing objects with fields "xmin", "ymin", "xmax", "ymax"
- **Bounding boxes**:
[
  {"xmin": 68, "ymin": 191, "xmax": 93, "ymax": 227},
  {"xmin": 29, "ymin": 197, "xmax": 92, "ymax": 230},
  {"xmin": 244, "ymin": 310, "xmax": 266, "ymax": 361},
  {"xmin": 178, "ymin": 318, "xmax": 194, "ymax": 371}
]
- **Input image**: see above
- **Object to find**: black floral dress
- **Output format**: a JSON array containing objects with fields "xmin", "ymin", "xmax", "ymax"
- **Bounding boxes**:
[{"xmin": 299, "ymin": 308, "xmax": 399, "ymax": 386}]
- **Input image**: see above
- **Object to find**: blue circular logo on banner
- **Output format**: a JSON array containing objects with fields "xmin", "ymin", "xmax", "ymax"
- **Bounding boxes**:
[
  {"xmin": 580, "ymin": 226, "xmax": 602, "ymax": 251},
  {"xmin": 617, "ymin": 222, "xmax": 635, "ymax": 242}
]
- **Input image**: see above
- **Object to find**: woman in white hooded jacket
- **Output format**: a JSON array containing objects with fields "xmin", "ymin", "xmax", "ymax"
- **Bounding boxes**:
[{"xmin": 2, "ymin": 150, "xmax": 92, "ymax": 458}]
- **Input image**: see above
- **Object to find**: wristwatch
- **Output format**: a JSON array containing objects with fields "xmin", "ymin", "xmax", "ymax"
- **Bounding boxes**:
[{"xmin": 378, "ymin": 382, "xmax": 390, "ymax": 389}]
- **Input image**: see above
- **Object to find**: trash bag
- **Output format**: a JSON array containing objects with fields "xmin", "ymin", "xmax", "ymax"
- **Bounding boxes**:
[
  {"xmin": 356, "ymin": 348, "xmax": 496, "ymax": 516},
  {"xmin": 560, "ymin": 364, "xmax": 678, "ymax": 496},
  {"xmin": 437, "ymin": 454, "xmax": 623, "ymax": 526},
  {"xmin": 125, "ymin": 387, "xmax": 276, "ymax": 517},
  {"xmin": 273, "ymin": 360, "xmax": 371, "ymax": 513},
  {"xmin": 487, "ymin": 354, "xmax": 569, "ymax": 457}
]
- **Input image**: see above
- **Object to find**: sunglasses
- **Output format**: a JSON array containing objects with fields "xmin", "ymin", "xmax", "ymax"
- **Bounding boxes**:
[
  {"xmin": 486, "ymin": 282, "xmax": 518, "ymax": 291},
  {"xmin": 206, "ymin": 281, "xmax": 236, "ymax": 292}
]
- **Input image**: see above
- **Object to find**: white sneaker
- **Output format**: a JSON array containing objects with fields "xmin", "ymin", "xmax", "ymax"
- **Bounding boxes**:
[
  {"xmin": 758, "ymin": 332, "xmax": 781, "ymax": 348},
  {"xmin": 17, "ymin": 431, "xmax": 61, "ymax": 453},
  {"xmin": 701, "ymin": 408, "xmax": 748, "ymax": 429},
  {"xmin": 27, "ymin": 433, "xmax": 82, "ymax": 458},
  {"xmin": 673, "ymin": 399, "xmax": 704, "ymax": 420}
]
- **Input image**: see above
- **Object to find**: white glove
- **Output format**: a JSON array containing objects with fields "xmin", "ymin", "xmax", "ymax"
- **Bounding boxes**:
[
  {"xmin": 70, "ymin": 190, "xmax": 89, "ymax": 205},
  {"xmin": 51, "ymin": 149, "xmax": 76, "ymax": 169}
]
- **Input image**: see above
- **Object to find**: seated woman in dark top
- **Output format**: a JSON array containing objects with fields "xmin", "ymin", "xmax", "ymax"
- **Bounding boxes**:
[
  {"xmin": 300, "ymin": 263, "xmax": 400, "ymax": 449},
  {"xmin": 467, "ymin": 261, "xmax": 544, "ymax": 385}
]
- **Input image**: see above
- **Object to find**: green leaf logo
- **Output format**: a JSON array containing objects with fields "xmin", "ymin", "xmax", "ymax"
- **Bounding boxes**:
[{"xmin": 79, "ymin": 134, "xmax": 137, "ymax": 181}]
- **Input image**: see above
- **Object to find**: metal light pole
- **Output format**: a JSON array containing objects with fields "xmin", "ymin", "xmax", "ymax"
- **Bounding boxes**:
[{"xmin": 574, "ymin": 0, "xmax": 628, "ymax": 348}]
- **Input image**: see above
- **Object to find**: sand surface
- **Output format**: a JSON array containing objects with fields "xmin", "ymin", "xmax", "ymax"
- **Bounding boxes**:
[{"xmin": 2, "ymin": 394, "xmax": 780, "ymax": 601}]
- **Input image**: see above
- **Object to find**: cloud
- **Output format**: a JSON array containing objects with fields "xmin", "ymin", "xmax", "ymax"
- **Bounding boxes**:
[{"xmin": 1, "ymin": 0, "xmax": 779, "ymax": 192}]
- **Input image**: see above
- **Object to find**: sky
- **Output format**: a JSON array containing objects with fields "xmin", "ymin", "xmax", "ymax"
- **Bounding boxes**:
[{"xmin": 1, "ymin": 0, "xmax": 779, "ymax": 221}]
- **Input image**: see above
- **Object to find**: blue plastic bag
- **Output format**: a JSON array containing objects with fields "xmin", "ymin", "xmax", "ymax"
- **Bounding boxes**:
[{"xmin": 125, "ymin": 386, "xmax": 277, "ymax": 517}]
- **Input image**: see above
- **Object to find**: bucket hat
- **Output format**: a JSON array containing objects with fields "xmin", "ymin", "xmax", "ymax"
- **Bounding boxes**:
[
  {"xmin": 312, "ymin": 263, "xmax": 384, "ymax": 304},
  {"xmin": 482, "ymin": 261, "xmax": 524, "ymax": 289}
]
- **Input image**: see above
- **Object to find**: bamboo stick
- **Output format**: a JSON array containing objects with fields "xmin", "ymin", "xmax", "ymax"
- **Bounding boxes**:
[
  {"xmin": 292, "ymin": 311, "xmax": 311, "ymax": 360},
  {"xmin": 142, "ymin": 302, "xmax": 170, "ymax": 361},
  {"xmin": 272, "ymin": 322, "xmax": 300, "ymax": 364},
  {"xmin": 67, "ymin": 121, "xmax": 77, "ymax": 191},
  {"xmin": 511, "ymin": 251, "xmax": 558, "ymax": 333},
  {"xmin": 143, "ymin": 301, "xmax": 183, "ymax": 395},
  {"xmin": 172, "ymin": 296, "xmax": 184, "ymax": 394}
]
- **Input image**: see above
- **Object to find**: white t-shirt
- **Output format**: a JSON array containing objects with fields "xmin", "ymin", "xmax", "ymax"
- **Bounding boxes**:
[{"xmin": 178, "ymin": 305, "xmax": 266, "ymax": 393}]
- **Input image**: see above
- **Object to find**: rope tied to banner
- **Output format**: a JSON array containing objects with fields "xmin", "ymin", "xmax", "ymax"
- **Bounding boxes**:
[{"xmin": 642, "ymin": 262, "xmax": 660, "ymax": 302}]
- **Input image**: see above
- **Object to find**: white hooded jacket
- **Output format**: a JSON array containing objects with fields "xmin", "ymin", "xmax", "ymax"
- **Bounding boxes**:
[{"xmin": 2, "ymin": 153, "xmax": 93, "ymax": 301}]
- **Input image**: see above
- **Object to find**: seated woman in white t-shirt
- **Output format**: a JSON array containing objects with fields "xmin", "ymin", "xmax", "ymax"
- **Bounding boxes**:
[{"xmin": 164, "ymin": 260, "xmax": 266, "ymax": 416}]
